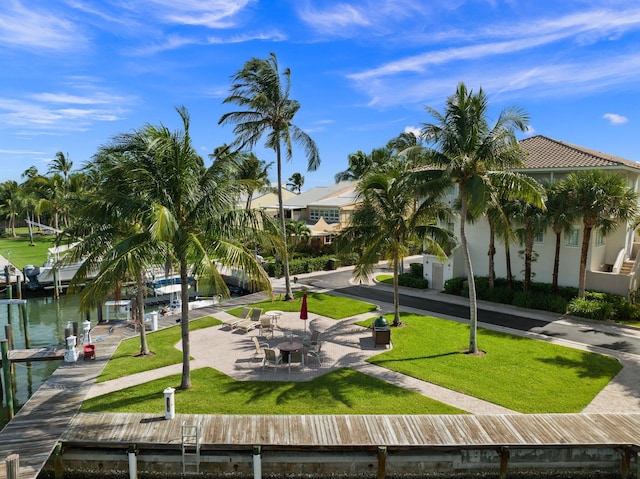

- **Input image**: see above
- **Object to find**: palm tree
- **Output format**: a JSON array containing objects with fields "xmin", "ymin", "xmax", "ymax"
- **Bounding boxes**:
[
  {"xmin": 421, "ymin": 82, "xmax": 543, "ymax": 354},
  {"xmin": 337, "ymin": 155, "xmax": 455, "ymax": 326},
  {"xmin": 544, "ymin": 179, "xmax": 575, "ymax": 294},
  {"xmin": 0, "ymin": 181, "xmax": 21, "ymax": 237},
  {"xmin": 219, "ymin": 52, "xmax": 320, "ymax": 301},
  {"xmin": 287, "ymin": 172, "xmax": 304, "ymax": 193},
  {"xmin": 285, "ymin": 219, "xmax": 311, "ymax": 256},
  {"xmin": 48, "ymin": 151, "xmax": 73, "ymax": 181},
  {"xmin": 334, "ymin": 150, "xmax": 372, "ymax": 182},
  {"xmin": 513, "ymin": 200, "xmax": 547, "ymax": 292},
  {"xmin": 563, "ymin": 170, "xmax": 639, "ymax": 297},
  {"xmin": 233, "ymin": 151, "xmax": 273, "ymax": 209},
  {"xmin": 74, "ymin": 107, "xmax": 277, "ymax": 388}
]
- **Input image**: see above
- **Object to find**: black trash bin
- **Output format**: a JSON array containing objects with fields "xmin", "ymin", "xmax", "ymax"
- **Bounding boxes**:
[{"xmin": 372, "ymin": 316, "xmax": 391, "ymax": 346}]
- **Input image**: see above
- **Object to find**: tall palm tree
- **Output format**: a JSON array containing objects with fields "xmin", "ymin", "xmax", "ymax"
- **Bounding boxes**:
[
  {"xmin": 287, "ymin": 172, "xmax": 304, "ymax": 193},
  {"xmin": 233, "ymin": 151, "xmax": 273, "ymax": 210},
  {"xmin": 544, "ymin": 179, "xmax": 575, "ymax": 294},
  {"xmin": 49, "ymin": 151, "xmax": 73, "ymax": 182},
  {"xmin": 74, "ymin": 107, "xmax": 277, "ymax": 388},
  {"xmin": 563, "ymin": 170, "xmax": 639, "ymax": 297},
  {"xmin": 421, "ymin": 82, "xmax": 543, "ymax": 354},
  {"xmin": 513, "ymin": 200, "xmax": 547, "ymax": 292},
  {"xmin": 219, "ymin": 52, "xmax": 320, "ymax": 301},
  {"xmin": 0, "ymin": 181, "xmax": 21, "ymax": 237},
  {"xmin": 338, "ymin": 155, "xmax": 455, "ymax": 326}
]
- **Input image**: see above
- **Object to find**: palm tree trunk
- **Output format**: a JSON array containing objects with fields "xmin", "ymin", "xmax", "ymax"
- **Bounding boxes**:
[
  {"xmin": 524, "ymin": 233, "xmax": 533, "ymax": 292},
  {"xmin": 179, "ymin": 257, "xmax": 192, "ymax": 389},
  {"xmin": 552, "ymin": 229, "xmax": 561, "ymax": 294},
  {"xmin": 505, "ymin": 242, "xmax": 513, "ymax": 289},
  {"xmin": 392, "ymin": 244, "xmax": 401, "ymax": 326},
  {"xmin": 276, "ymin": 142, "xmax": 294, "ymax": 300},
  {"xmin": 578, "ymin": 225, "xmax": 592, "ymax": 298},
  {"xmin": 136, "ymin": 269, "xmax": 149, "ymax": 355},
  {"xmin": 460, "ymin": 197, "xmax": 478, "ymax": 354},
  {"xmin": 488, "ymin": 222, "xmax": 496, "ymax": 288}
]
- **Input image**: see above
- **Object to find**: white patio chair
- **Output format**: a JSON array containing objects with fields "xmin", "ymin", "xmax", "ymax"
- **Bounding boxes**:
[
  {"xmin": 288, "ymin": 350, "xmax": 305, "ymax": 376},
  {"xmin": 262, "ymin": 348, "xmax": 281, "ymax": 370},
  {"xmin": 307, "ymin": 340, "xmax": 323, "ymax": 366},
  {"xmin": 252, "ymin": 337, "xmax": 269, "ymax": 360}
]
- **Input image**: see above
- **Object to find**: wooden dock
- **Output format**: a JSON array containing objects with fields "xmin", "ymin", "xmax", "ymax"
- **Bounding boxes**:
[
  {"xmin": 6, "ymin": 348, "xmax": 65, "ymax": 363},
  {"xmin": 64, "ymin": 412, "xmax": 640, "ymax": 449}
]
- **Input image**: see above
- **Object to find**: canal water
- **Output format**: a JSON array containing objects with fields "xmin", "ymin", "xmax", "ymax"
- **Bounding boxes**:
[{"xmin": 0, "ymin": 293, "xmax": 88, "ymax": 429}]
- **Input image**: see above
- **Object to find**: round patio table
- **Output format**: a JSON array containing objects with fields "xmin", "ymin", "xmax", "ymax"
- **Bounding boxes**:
[{"xmin": 276, "ymin": 340, "xmax": 303, "ymax": 363}]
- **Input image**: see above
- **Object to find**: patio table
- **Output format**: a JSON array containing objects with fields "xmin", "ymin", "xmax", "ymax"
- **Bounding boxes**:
[{"xmin": 276, "ymin": 340, "xmax": 303, "ymax": 363}]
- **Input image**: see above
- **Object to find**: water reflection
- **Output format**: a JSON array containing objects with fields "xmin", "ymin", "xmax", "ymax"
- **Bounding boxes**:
[{"xmin": 1, "ymin": 293, "xmax": 89, "ymax": 429}]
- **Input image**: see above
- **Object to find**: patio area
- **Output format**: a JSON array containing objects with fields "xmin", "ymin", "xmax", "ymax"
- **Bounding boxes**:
[{"xmin": 186, "ymin": 309, "xmax": 389, "ymax": 382}]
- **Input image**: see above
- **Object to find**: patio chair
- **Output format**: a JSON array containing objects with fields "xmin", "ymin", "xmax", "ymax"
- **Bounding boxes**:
[
  {"xmin": 221, "ymin": 307, "xmax": 251, "ymax": 329},
  {"xmin": 252, "ymin": 337, "xmax": 270, "ymax": 360},
  {"xmin": 287, "ymin": 350, "xmax": 304, "ymax": 375},
  {"xmin": 303, "ymin": 329, "xmax": 320, "ymax": 347},
  {"xmin": 236, "ymin": 308, "xmax": 263, "ymax": 333},
  {"xmin": 259, "ymin": 316, "xmax": 274, "ymax": 338},
  {"xmin": 307, "ymin": 340, "xmax": 323, "ymax": 366},
  {"xmin": 262, "ymin": 348, "xmax": 281, "ymax": 370}
]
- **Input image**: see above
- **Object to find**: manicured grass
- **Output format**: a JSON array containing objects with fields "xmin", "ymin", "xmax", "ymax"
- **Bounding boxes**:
[
  {"xmin": 361, "ymin": 313, "xmax": 621, "ymax": 413},
  {"xmin": 82, "ymin": 367, "xmax": 465, "ymax": 415},
  {"xmin": 0, "ymin": 235, "xmax": 55, "ymax": 269},
  {"xmin": 97, "ymin": 316, "xmax": 222, "ymax": 382},
  {"xmin": 376, "ymin": 274, "xmax": 393, "ymax": 285},
  {"xmin": 228, "ymin": 291, "xmax": 378, "ymax": 320}
]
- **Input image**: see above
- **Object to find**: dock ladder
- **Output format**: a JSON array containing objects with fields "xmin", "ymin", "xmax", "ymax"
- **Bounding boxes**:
[{"xmin": 181, "ymin": 422, "xmax": 201, "ymax": 474}]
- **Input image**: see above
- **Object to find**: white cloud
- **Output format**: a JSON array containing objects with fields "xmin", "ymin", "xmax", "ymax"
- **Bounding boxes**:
[
  {"xmin": 603, "ymin": 113, "xmax": 628, "ymax": 125},
  {"xmin": 404, "ymin": 126, "xmax": 421, "ymax": 137},
  {"xmin": 0, "ymin": 1, "xmax": 86, "ymax": 51},
  {"xmin": 143, "ymin": 0, "xmax": 254, "ymax": 28}
]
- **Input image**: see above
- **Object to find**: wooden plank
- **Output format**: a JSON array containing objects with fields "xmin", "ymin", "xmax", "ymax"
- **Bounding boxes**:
[{"xmin": 6, "ymin": 349, "xmax": 65, "ymax": 362}]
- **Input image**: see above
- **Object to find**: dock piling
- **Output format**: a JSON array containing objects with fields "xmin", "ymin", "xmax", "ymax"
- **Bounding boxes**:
[
  {"xmin": 1, "ymin": 339, "xmax": 14, "ymax": 420},
  {"xmin": 252, "ymin": 446, "xmax": 262, "ymax": 479},
  {"xmin": 5, "ymin": 453, "xmax": 19, "ymax": 479}
]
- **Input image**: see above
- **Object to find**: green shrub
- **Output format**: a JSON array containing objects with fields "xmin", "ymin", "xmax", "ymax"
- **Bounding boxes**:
[
  {"xmin": 398, "ymin": 273, "xmax": 428, "ymax": 289},
  {"xmin": 409, "ymin": 262, "xmax": 423, "ymax": 277},
  {"xmin": 263, "ymin": 262, "xmax": 283, "ymax": 278},
  {"xmin": 567, "ymin": 297, "xmax": 614, "ymax": 321},
  {"xmin": 444, "ymin": 277, "xmax": 465, "ymax": 295}
]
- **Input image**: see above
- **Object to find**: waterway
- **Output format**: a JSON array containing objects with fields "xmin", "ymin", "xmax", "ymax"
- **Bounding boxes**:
[{"xmin": 0, "ymin": 293, "xmax": 88, "ymax": 429}]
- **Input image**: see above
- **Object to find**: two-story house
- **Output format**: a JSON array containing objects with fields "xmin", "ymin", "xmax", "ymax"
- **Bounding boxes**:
[{"xmin": 423, "ymin": 135, "xmax": 640, "ymax": 297}]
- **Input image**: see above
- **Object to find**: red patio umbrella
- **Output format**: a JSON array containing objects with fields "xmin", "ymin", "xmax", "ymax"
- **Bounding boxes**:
[{"xmin": 300, "ymin": 293, "xmax": 308, "ymax": 334}]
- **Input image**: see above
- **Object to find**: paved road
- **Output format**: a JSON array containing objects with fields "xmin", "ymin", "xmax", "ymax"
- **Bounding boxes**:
[{"xmin": 299, "ymin": 269, "xmax": 640, "ymax": 356}]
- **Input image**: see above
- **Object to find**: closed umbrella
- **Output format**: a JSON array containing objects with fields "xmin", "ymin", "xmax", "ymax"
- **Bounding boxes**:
[{"xmin": 300, "ymin": 293, "xmax": 308, "ymax": 334}]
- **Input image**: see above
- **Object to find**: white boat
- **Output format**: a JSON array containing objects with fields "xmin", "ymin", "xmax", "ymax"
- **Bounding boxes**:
[{"xmin": 23, "ymin": 243, "xmax": 96, "ymax": 289}]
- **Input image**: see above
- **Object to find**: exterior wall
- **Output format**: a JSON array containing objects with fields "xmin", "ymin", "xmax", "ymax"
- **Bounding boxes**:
[{"xmin": 425, "ymin": 215, "xmax": 632, "ymax": 293}]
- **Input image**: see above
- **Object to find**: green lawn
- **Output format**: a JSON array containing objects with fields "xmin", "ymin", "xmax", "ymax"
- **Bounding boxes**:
[
  {"xmin": 227, "ymin": 291, "xmax": 378, "ymax": 320},
  {"xmin": 82, "ymin": 367, "xmax": 465, "ymax": 415},
  {"xmin": 361, "ymin": 313, "xmax": 621, "ymax": 413},
  {"xmin": 0, "ymin": 234, "xmax": 55, "ymax": 269},
  {"xmin": 91, "ymin": 302, "xmax": 620, "ymax": 415},
  {"xmin": 97, "ymin": 316, "xmax": 222, "ymax": 382}
]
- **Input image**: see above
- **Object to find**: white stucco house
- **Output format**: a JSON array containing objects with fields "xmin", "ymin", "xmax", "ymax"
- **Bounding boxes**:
[{"xmin": 423, "ymin": 135, "xmax": 640, "ymax": 297}]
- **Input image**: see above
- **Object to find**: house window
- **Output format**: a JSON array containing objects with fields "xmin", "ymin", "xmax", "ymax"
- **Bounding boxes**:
[
  {"xmin": 595, "ymin": 229, "xmax": 605, "ymax": 246},
  {"xmin": 567, "ymin": 227, "xmax": 580, "ymax": 247},
  {"xmin": 310, "ymin": 208, "xmax": 339, "ymax": 222},
  {"xmin": 534, "ymin": 231, "xmax": 544, "ymax": 244}
]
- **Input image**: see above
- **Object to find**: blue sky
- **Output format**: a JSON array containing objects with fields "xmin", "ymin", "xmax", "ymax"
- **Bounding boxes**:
[{"xmin": 1, "ymin": 1, "xmax": 639, "ymax": 189}]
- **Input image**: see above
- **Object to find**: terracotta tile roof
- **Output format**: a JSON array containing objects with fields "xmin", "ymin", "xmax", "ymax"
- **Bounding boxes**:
[{"xmin": 519, "ymin": 135, "xmax": 640, "ymax": 171}]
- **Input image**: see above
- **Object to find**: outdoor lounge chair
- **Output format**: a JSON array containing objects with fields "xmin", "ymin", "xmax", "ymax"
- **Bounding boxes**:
[
  {"xmin": 221, "ymin": 307, "xmax": 251, "ymax": 329},
  {"xmin": 252, "ymin": 337, "xmax": 270, "ymax": 360},
  {"xmin": 235, "ymin": 308, "xmax": 263, "ymax": 333},
  {"xmin": 262, "ymin": 348, "xmax": 281, "ymax": 370}
]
